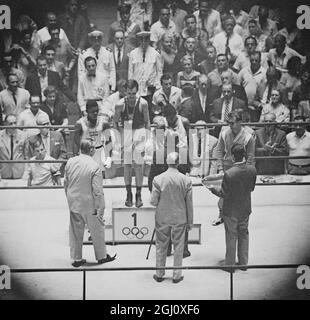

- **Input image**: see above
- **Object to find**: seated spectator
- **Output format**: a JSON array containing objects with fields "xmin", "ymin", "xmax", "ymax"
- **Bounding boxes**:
[
  {"xmin": 189, "ymin": 120, "xmax": 218, "ymax": 177},
  {"xmin": 109, "ymin": 4, "xmax": 141, "ymax": 48},
  {"xmin": 297, "ymin": 100, "xmax": 310, "ymax": 123},
  {"xmin": 279, "ymin": 57, "xmax": 302, "ymax": 107},
  {"xmin": 197, "ymin": 44, "xmax": 217, "ymax": 75},
  {"xmin": 286, "ymin": 115, "xmax": 310, "ymax": 175},
  {"xmin": 17, "ymin": 95, "xmax": 49, "ymax": 138},
  {"xmin": 260, "ymin": 89, "xmax": 290, "ymax": 123},
  {"xmin": 168, "ymin": 0, "xmax": 188, "ymax": 36},
  {"xmin": 35, "ymin": 12, "xmax": 70, "ymax": 49},
  {"xmin": 208, "ymin": 54, "xmax": 239, "ymax": 87},
  {"xmin": 0, "ymin": 73, "xmax": 30, "ymax": 123},
  {"xmin": 26, "ymin": 141, "xmax": 61, "ymax": 186},
  {"xmin": 0, "ymin": 114, "xmax": 27, "ymax": 179},
  {"xmin": 25, "ymin": 55, "xmax": 76, "ymax": 103},
  {"xmin": 261, "ymin": 67, "xmax": 282, "ymax": 106},
  {"xmin": 212, "ymin": 15, "xmax": 244, "ymax": 66},
  {"xmin": 150, "ymin": 5, "xmax": 178, "ymax": 50},
  {"xmin": 255, "ymin": 113, "xmax": 288, "ymax": 175},
  {"xmin": 159, "ymin": 34, "xmax": 178, "ymax": 78},
  {"xmin": 179, "ymin": 13, "xmax": 209, "ymax": 53},
  {"xmin": 40, "ymin": 86, "xmax": 69, "ymax": 134},
  {"xmin": 267, "ymin": 34, "xmax": 305, "ymax": 74},
  {"xmin": 245, "ymin": 19, "xmax": 268, "ymax": 53},
  {"xmin": 176, "ymin": 55, "xmax": 200, "ymax": 89},
  {"xmin": 227, "ymin": 0, "xmax": 249, "ymax": 38},
  {"xmin": 43, "ymin": 45, "xmax": 66, "ymax": 80},
  {"xmin": 177, "ymin": 83, "xmax": 195, "ymax": 123},
  {"xmin": 292, "ymin": 68, "xmax": 310, "ymax": 110},
  {"xmin": 152, "ymin": 74, "xmax": 182, "ymax": 118},
  {"xmin": 25, "ymin": 113, "xmax": 67, "ymax": 160},
  {"xmin": 256, "ymin": 5, "xmax": 278, "ymax": 39}
]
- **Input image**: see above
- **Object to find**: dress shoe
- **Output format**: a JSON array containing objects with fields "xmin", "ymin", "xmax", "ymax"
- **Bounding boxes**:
[
  {"xmin": 172, "ymin": 276, "xmax": 184, "ymax": 283},
  {"xmin": 125, "ymin": 193, "xmax": 133, "ymax": 207},
  {"xmin": 135, "ymin": 194, "xmax": 143, "ymax": 208},
  {"xmin": 153, "ymin": 274, "xmax": 164, "ymax": 282},
  {"xmin": 212, "ymin": 217, "xmax": 224, "ymax": 226},
  {"xmin": 183, "ymin": 250, "xmax": 191, "ymax": 258},
  {"xmin": 98, "ymin": 254, "xmax": 117, "ymax": 264},
  {"xmin": 72, "ymin": 259, "xmax": 86, "ymax": 268}
]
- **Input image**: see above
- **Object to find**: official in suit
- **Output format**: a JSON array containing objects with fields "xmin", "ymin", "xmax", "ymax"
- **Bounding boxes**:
[
  {"xmin": 207, "ymin": 144, "xmax": 257, "ymax": 271},
  {"xmin": 25, "ymin": 113, "xmax": 67, "ymax": 160},
  {"xmin": 0, "ymin": 114, "xmax": 26, "ymax": 179},
  {"xmin": 255, "ymin": 113, "xmax": 288, "ymax": 175},
  {"xmin": 25, "ymin": 56, "xmax": 76, "ymax": 103},
  {"xmin": 64, "ymin": 139, "xmax": 116, "ymax": 267},
  {"xmin": 107, "ymin": 29, "xmax": 134, "ymax": 84},
  {"xmin": 150, "ymin": 152, "xmax": 193, "ymax": 283}
]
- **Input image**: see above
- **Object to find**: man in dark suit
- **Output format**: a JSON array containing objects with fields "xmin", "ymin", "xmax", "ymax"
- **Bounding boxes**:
[
  {"xmin": 255, "ymin": 112, "xmax": 288, "ymax": 175},
  {"xmin": 191, "ymin": 74, "xmax": 212, "ymax": 123},
  {"xmin": 107, "ymin": 29, "xmax": 134, "ymax": 85},
  {"xmin": 209, "ymin": 83, "xmax": 247, "ymax": 137},
  {"xmin": 25, "ymin": 56, "xmax": 76, "ymax": 103},
  {"xmin": 207, "ymin": 144, "xmax": 257, "ymax": 271}
]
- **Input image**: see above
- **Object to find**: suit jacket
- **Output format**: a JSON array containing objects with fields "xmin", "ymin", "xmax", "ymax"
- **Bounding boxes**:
[
  {"xmin": 255, "ymin": 127, "xmax": 288, "ymax": 175},
  {"xmin": 209, "ymin": 96, "xmax": 246, "ymax": 124},
  {"xmin": 150, "ymin": 167, "xmax": 193, "ymax": 226},
  {"xmin": 216, "ymin": 163, "xmax": 257, "ymax": 218},
  {"xmin": 25, "ymin": 70, "xmax": 76, "ymax": 102},
  {"xmin": 64, "ymin": 154, "xmax": 105, "ymax": 215},
  {"xmin": 25, "ymin": 131, "xmax": 67, "ymax": 160},
  {"xmin": 107, "ymin": 43, "xmax": 134, "ymax": 83},
  {"xmin": 208, "ymin": 84, "xmax": 248, "ymax": 107},
  {"xmin": 0, "ymin": 129, "xmax": 26, "ymax": 179},
  {"xmin": 191, "ymin": 89, "xmax": 213, "ymax": 123}
]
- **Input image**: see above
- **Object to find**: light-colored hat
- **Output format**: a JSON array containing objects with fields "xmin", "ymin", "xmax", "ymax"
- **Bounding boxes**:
[
  {"xmin": 36, "ymin": 113, "xmax": 50, "ymax": 125},
  {"xmin": 88, "ymin": 30, "xmax": 104, "ymax": 38},
  {"xmin": 136, "ymin": 31, "xmax": 151, "ymax": 38}
]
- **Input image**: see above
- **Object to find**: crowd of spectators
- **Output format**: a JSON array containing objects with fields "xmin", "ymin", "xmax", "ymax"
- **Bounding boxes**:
[{"xmin": 1, "ymin": 0, "xmax": 310, "ymax": 184}]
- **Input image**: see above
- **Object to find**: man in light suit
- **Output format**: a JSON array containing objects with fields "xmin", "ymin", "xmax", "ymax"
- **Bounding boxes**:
[
  {"xmin": 207, "ymin": 144, "xmax": 257, "ymax": 271},
  {"xmin": 64, "ymin": 139, "xmax": 116, "ymax": 267},
  {"xmin": 107, "ymin": 29, "xmax": 134, "ymax": 84},
  {"xmin": 150, "ymin": 152, "xmax": 193, "ymax": 283},
  {"xmin": 0, "ymin": 114, "xmax": 27, "ymax": 179}
]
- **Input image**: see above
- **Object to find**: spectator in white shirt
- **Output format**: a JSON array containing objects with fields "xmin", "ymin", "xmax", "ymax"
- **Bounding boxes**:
[
  {"xmin": 150, "ymin": 6, "xmax": 178, "ymax": 49},
  {"xmin": 213, "ymin": 15, "xmax": 243, "ymax": 66},
  {"xmin": 78, "ymin": 56, "xmax": 110, "ymax": 116}
]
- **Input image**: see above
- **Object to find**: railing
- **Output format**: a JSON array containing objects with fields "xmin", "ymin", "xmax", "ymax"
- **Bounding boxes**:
[{"xmin": 9, "ymin": 264, "xmax": 301, "ymax": 300}]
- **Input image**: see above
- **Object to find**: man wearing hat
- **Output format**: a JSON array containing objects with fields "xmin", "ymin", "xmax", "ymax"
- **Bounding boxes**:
[
  {"xmin": 128, "ymin": 30, "xmax": 163, "ymax": 112},
  {"xmin": 109, "ymin": 4, "xmax": 141, "ymax": 48},
  {"xmin": 78, "ymin": 30, "xmax": 116, "ymax": 92}
]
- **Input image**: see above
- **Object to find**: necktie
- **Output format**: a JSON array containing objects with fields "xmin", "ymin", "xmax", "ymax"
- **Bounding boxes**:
[
  {"xmin": 95, "ymin": 51, "xmax": 99, "ymax": 60},
  {"xmin": 225, "ymin": 35, "xmax": 231, "ymax": 59},
  {"xmin": 117, "ymin": 48, "xmax": 121, "ymax": 67},
  {"xmin": 12, "ymin": 91, "xmax": 17, "ymax": 106},
  {"xmin": 142, "ymin": 50, "xmax": 146, "ymax": 63},
  {"xmin": 10, "ymin": 135, "xmax": 14, "ymax": 160},
  {"xmin": 267, "ymin": 85, "xmax": 272, "ymax": 103},
  {"xmin": 224, "ymin": 99, "xmax": 230, "ymax": 121},
  {"xmin": 198, "ymin": 134, "xmax": 202, "ymax": 158}
]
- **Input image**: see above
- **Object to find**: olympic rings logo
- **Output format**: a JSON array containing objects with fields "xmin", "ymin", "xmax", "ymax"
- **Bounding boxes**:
[{"xmin": 122, "ymin": 226, "xmax": 149, "ymax": 239}]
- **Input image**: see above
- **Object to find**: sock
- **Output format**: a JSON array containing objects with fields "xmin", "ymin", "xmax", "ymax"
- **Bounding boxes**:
[
  {"xmin": 126, "ymin": 185, "xmax": 132, "ymax": 196},
  {"xmin": 136, "ymin": 186, "xmax": 142, "ymax": 196}
]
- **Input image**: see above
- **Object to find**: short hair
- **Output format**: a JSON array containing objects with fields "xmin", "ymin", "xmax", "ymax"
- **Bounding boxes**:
[
  {"xmin": 6, "ymin": 73, "xmax": 18, "ymax": 84},
  {"xmin": 263, "ymin": 112, "xmax": 276, "ymax": 122},
  {"xmin": 118, "ymin": 4, "xmax": 131, "ymax": 14},
  {"xmin": 222, "ymin": 15, "xmax": 236, "ymax": 25},
  {"xmin": 181, "ymin": 55, "xmax": 193, "ymax": 65},
  {"xmin": 248, "ymin": 19, "xmax": 258, "ymax": 25},
  {"xmin": 114, "ymin": 29, "xmax": 125, "ymax": 37},
  {"xmin": 249, "ymin": 51, "xmax": 262, "ymax": 60},
  {"xmin": 127, "ymin": 79, "xmax": 139, "ymax": 91},
  {"xmin": 43, "ymin": 44, "xmax": 56, "ymax": 55},
  {"xmin": 206, "ymin": 44, "xmax": 216, "ymax": 52},
  {"xmin": 275, "ymin": 34, "xmax": 286, "ymax": 43},
  {"xmin": 36, "ymin": 55, "xmax": 47, "ymax": 64},
  {"xmin": 86, "ymin": 100, "xmax": 98, "ymax": 112},
  {"xmin": 161, "ymin": 73, "xmax": 172, "ymax": 84},
  {"xmin": 43, "ymin": 85, "xmax": 57, "ymax": 97},
  {"xmin": 231, "ymin": 144, "xmax": 245, "ymax": 162},
  {"xmin": 48, "ymin": 23, "xmax": 61, "ymax": 35},
  {"xmin": 4, "ymin": 113, "xmax": 17, "ymax": 123},
  {"xmin": 30, "ymin": 94, "xmax": 42, "ymax": 102},
  {"xmin": 184, "ymin": 14, "xmax": 196, "ymax": 23},
  {"xmin": 217, "ymin": 53, "xmax": 228, "ymax": 61},
  {"xmin": 166, "ymin": 152, "xmax": 179, "ymax": 165},
  {"xmin": 84, "ymin": 56, "xmax": 97, "ymax": 68},
  {"xmin": 245, "ymin": 35, "xmax": 257, "ymax": 46},
  {"xmin": 227, "ymin": 110, "xmax": 243, "ymax": 122},
  {"xmin": 80, "ymin": 139, "xmax": 94, "ymax": 155},
  {"xmin": 117, "ymin": 79, "xmax": 127, "ymax": 90}
]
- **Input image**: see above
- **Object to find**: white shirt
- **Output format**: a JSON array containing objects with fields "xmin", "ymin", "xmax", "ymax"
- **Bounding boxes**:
[
  {"xmin": 260, "ymin": 103, "xmax": 290, "ymax": 123},
  {"xmin": 287, "ymin": 131, "xmax": 310, "ymax": 166},
  {"xmin": 152, "ymin": 86, "xmax": 182, "ymax": 109},
  {"xmin": 78, "ymin": 46, "xmax": 116, "ymax": 91},
  {"xmin": 150, "ymin": 20, "xmax": 178, "ymax": 48},
  {"xmin": 198, "ymin": 90, "xmax": 207, "ymax": 112},
  {"xmin": 233, "ymin": 51, "xmax": 268, "ymax": 72},
  {"xmin": 77, "ymin": 71, "xmax": 110, "ymax": 113},
  {"xmin": 212, "ymin": 31, "xmax": 244, "ymax": 59},
  {"xmin": 0, "ymin": 88, "xmax": 30, "ymax": 119},
  {"xmin": 17, "ymin": 109, "xmax": 49, "ymax": 138},
  {"xmin": 193, "ymin": 9, "xmax": 222, "ymax": 39},
  {"xmin": 36, "ymin": 27, "xmax": 70, "ymax": 48},
  {"xmin": 128, "ymin": 46, "xmax": 163, "ymax": 96},
  {"xmin": 102, "ymin": 91, "xmax": 124, "ymax": 118}
]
